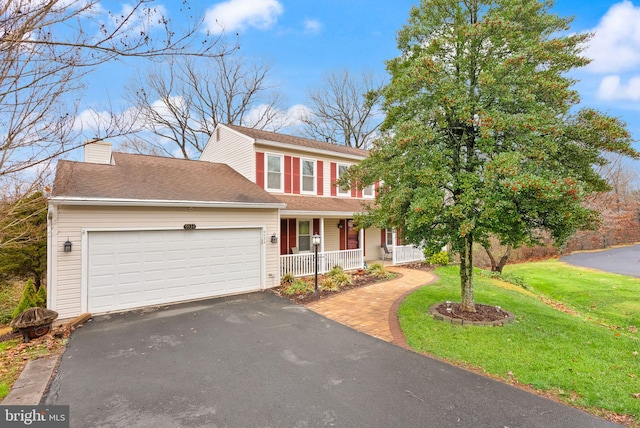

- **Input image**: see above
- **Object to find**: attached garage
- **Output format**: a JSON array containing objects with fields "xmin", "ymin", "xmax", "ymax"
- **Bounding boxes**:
[
  {"xmin": 87, "ymin": 228, "xmax": 263, "ymax": 314},
  {"xmin": 48, "ymin": 147, "xmax": 284, "ymax": 318}
]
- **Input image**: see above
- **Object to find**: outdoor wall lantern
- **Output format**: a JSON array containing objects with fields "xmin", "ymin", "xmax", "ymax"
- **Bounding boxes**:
[
  {"xmin": 271, "ymin": 233, "xmax": 278, "ymax": 244},
  {"xmin": 337, "ymin": 222, "xmax": 343, "ymax": 229},
  {"xmin": 312, "ymin": 234, "xmax": 321, "ymax": 296},
  {"xmin": 63, "ymin": 239, "xmax": 72, "ymax": 252}
]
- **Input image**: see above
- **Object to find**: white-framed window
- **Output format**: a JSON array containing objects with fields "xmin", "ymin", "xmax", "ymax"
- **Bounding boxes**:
[
  {"xmin": 301, "ymin": 159, "xmax": 315, "ymax": 194},
  {"xmin": 363, "ymin": 184, "xmax": 374, "ymax": 198},
  {"xmin": 386, "ymin": 229, "xmax": 394, "ymax": 246},
  {"xmin": 298, "ymin": 220, "xmax": 311, "ymax": 252},
  {"xmin": 337, "ymin": 163, "xmax": 350, "ymax": 196},
  {"xmin": 266, "ymin": 154, "xmax": 283, "ymax": 192}
]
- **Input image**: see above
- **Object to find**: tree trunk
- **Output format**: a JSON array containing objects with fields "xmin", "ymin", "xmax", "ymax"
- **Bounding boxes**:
[
  {"xmin": 34, "ymin": 276, "xmax": 41, "ymax": 291},
  {"xmin": 460, "ymin": 235, "xmax": 476, "ymax": 312},
  {"xmin": 495, "ymin": 244, "xmax": 512, "ymax": 274},
  {"xmin": 483, "ymin": 245, "xmax": 497, "ymax": 271}
]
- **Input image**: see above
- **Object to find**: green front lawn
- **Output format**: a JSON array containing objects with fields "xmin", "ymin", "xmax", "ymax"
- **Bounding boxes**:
[{"xmin": 399, "ymin": 262, "xmax": 640, "ymax": 422}]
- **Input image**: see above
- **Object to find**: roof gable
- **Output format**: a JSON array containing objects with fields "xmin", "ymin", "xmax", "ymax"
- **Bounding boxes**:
[{"xmin": 52, "ymin": 152, "xmax": 282, "ymax": 205}]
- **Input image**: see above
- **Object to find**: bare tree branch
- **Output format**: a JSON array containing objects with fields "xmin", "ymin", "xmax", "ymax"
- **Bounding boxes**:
[
  {"xmin": 299, "ymin": 69, "xmax": 383, "ymax": 149},
  {"xmin": 124, "ymin": 49, "xmax": 284, "ymax": 158}
]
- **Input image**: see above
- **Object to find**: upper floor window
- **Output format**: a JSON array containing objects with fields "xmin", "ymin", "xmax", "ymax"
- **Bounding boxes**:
[
  {"xmin": 266, "ymin": 154, "xmax": 283, "ymax": 191},
  {"xmin": 302, "ymin": 159, "xmax": 315, "ymax": 194},
  {"xmin": 363, "ymin": 184, "xmax": 374, "ymax": 198},
  {"xmin": 337, "ymin": 164, "xmax": 350, "ymax": 196}
]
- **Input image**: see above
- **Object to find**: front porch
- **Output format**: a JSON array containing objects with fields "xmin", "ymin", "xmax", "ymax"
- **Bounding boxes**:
[{"xmin": 280, "ymin": 244, "xmax": 425, "ymax": 277}]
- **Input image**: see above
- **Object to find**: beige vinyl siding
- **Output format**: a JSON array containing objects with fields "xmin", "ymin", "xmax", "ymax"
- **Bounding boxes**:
[
  {"xmin": 364, "ymin": 227, "xmax": 383, "ymax": 262},
  {"xmin": 49, "ymin": 204, "xmax": 280, "ymax": 319},
  {"xmin": 323, "ymin": 223, "xmax": 341, "ymax": 252},
  {"xmin": 200, "ymin": 125, "xmax": 256, "ymax": 181}
]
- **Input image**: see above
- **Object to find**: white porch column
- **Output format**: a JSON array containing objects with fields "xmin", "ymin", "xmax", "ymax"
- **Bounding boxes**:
[
  {"xmin": 359, "ymin": 227, "xmax": 364, "ymax": 266},
  {"xmin": 392, "ymin": 230, "xmax": 398, "ymax": 265},
  {"xmin": 320, "ymin": 218, "xmax": 325, "ymax": 274}
]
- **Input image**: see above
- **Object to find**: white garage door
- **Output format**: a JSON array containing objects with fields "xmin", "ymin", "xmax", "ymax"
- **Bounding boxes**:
[{"xmin": 87, "ymin": 228, "xmax": 262, "ymax": 314}]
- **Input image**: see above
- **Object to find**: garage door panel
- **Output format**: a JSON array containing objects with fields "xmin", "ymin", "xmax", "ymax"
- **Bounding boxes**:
[{"xmin": 88, "ymin": 228, "xmax": 262, "ymax": 314}]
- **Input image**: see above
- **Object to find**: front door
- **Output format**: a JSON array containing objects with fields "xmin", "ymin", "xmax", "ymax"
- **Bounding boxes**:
[{"xmin": 347, "ymin": 219, "xmax": 359, "ymax": 250}]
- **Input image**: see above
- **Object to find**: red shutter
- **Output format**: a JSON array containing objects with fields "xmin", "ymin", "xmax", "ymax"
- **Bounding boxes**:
[
  {"xmin": 293, "ymin": 157, "xmax": 301, "ymax": 194},
  {"xmin": 284, "ymin": 156, "xmax": 292, "ymax": 193},
  {"xmin": 280, "ymin": 219, "xmax": 288, "ymax": 255},
  {"xmin": 317, "ymin": 160, "xmax": 324, "ymax": 195},
  {"xmin": 357, "ymin": 187, "xmax": 363, "ymax": 198},
  {"xmin": 381, "ymin": 229, "xmax": 386, "ymax": 245},
  {"xmin": 375, "ymin": 180, "xmax": 380, "ymax": 195},
  {"xmin": 330, "ymin": 163, "xmax": 337, "ymax": 196},
  {"xmin": 313, "ymin": 218, "xmax": 320, "ymax": 235},
  {"xmin": 351, "ymin": 184, "xmax": 357, "ymax": 198},
  {"xmin": 256, "ymin": 152, "xmax": 264, "ymax": 188},
  {"xmin": 339, "ymin": 220, "xmax": 346, "ymax": 250},
  {"xmin": 288, "ymin": 219, "xmax": 297, "ymax": 251}
]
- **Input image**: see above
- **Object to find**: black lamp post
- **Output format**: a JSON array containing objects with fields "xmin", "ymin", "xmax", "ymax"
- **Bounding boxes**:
[{"xmin": 312, "ymin": 234, "xmax": 321, "ymax": 295}]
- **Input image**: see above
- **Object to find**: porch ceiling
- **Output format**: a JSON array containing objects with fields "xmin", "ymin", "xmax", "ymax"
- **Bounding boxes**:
[{"xmin": 276, "ymin": 194, "xmax": 372, "ymax": 217}]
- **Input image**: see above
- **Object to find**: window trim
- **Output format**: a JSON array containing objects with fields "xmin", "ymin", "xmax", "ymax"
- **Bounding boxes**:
[
  {"xmin": 301, "ymin": 158, "xmax": 316, "ymax": 195},
  {"xmin": 298, "ymin": 219, "xmax": 312, "ymax": 252},
  {"xmin": 265, "ymin": 153, "xmax": 284, "ymax": 192},
  {"xmin": 362, "ymin": 183, "xmax": 374, "ymax": 198},
  {"xmin": 337, "ymin": 163, "xmax": 350, "ymax": 196},
  {"xmin": 386, "ymin": 229, "xmax": 394, "ymax": 247}
]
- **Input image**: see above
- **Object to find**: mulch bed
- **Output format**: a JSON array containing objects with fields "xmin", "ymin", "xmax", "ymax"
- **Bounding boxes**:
[
  {"xmin": 271, "ymin": 269, "xmax": 396, "ymax": 304},
  {"xmin": 0, "ymin": 330, "xmax": 21, "ymax": 342},
  {"xmin": 431, "ymin": 302, "xmax": 514, "ymax": 325}
]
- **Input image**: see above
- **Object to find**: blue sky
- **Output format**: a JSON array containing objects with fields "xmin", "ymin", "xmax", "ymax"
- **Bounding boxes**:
[{"xmin": 80, "ymin": 0, "xmax": 640, "ymax": 156}]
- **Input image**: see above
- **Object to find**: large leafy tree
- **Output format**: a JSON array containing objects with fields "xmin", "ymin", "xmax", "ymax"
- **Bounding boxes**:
[
  {"xmin": 0, "ymin": 192, "xmax": 47, "ymax": 289},
  {"xmin": 346, "ymin": 0, "xmax": 638, "ymax": 312}
]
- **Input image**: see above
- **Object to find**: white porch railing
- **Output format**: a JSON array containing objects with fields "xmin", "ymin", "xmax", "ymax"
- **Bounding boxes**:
[
  {"xmin": 280, "ymin": 249, "xmax": 364, "ymax": 277},
  {"xmin": 392, "ymin": 245, "xmax": 425, "ymax": 265}
]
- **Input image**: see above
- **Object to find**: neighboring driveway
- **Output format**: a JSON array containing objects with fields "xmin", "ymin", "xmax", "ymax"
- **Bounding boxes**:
[
  {"xmin": 45, "ymin": 293, "xmax": 618, "ymax": 428},
  {"xmin": 561, "ymin": 244, "xmax": 640, "ymax": 277}
]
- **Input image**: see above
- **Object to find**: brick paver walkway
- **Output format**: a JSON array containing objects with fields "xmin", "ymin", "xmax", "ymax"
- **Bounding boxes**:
[{"xmin": 304, "ymin": 267, "xmax": 436, "ymax": 345}]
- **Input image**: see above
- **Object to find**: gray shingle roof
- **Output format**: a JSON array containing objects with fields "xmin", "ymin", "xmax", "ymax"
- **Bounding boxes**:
[
  {"xmin": 52, "ymin": 152, "xmax": 283, "ymax": 205},
  {"xmin": 225, "ymin": 124, "xmax": 369, "ymax": 158},
  {"xmin": 275, "ymin": 194, "xmax": 370, "ymax": 214}
]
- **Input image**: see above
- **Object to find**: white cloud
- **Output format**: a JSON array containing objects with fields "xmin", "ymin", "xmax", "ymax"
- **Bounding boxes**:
[
  {"xmin": 303, "ymin": 19, "xmax": 322, "ymax": 35},
  {"xmin": 244, "ymin": 103, "xmax": 310, "ymax": 131},
  {"xmin": 204, "ymin": 0, "xmax": 283, "ymax": 35},
  {"xmin": 597, "ymin": 75, "xmax": 640, "ymax": 101},
  {"xmin": 73, "ymin": 109, "xmax": 113, "ymax": 133},
  {"xmin": 585, "ymin": 1, "xmax": 640, "ymax": 73}
]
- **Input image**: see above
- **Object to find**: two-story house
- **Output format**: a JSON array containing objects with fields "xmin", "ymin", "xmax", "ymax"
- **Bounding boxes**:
[{"xmin": 47, "ymin": 125, "xmax": 423, "ymax": 318}]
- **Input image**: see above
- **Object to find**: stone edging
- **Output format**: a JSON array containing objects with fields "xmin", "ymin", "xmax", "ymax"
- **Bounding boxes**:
[{"xmin": 429, "ymin": 303, "xmax": 515, "ymax": 326}]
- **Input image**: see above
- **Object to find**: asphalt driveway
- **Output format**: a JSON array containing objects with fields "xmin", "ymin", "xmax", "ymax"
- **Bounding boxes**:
[
  {"xmin": 45, "ymin": 293, "xmax": 619, "ymax": 427},
  {"xmin": 562, "ymin": 244, "xmax": 640, "ymax": 277}
]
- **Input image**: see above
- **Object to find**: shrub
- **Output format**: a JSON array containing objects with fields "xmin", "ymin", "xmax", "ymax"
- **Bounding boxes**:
[
  {"xmin": 326, "ymin": 266, "xmax": 352, "ymax": 287},
  {"xmin": 281, "ymin": 272, "xmax": 296, "ymax": 285},
  {"xmin": 35, "ymin": 285, "xmax": 47, "ymax": 307},
  {"xmin": 282, "ymin": 278, "xmax": 312, "ymax": 296},
  {"xmin": 320, "ymin": 277, "xmax": 340, "ymax": 292},
  {"xmin": 366, "ymin": 263, "xmax": 392, "ymax": 279},
  {"xmin": 12, "ymin": 279, "xmax": 38, "ymax": 318},
  {"xmin": 427, "ymin": 251, "xmax": 449, "ymax": 266}
]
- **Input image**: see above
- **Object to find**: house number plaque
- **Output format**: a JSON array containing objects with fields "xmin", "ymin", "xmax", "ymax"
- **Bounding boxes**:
[{"xmin": 183, "ymin": 224, "xmax": 197, "ymax": 230}]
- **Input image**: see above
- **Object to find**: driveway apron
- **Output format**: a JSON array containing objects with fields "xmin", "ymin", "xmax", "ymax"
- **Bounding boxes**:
[
  {"xmin": 45, "ymin": 293, "xmax": 619, "ymax": 428},
  {"xmin": 562, "ymin": 244, "xmax": 640, "ymax": 277}
]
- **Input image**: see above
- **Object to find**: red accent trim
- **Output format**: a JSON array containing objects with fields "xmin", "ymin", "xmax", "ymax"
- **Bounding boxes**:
[
  {"xmin": 317, "ymin": 161, "xmax": 324, "ymax": 195},
  {"xmin": 255, "ymin": 152, "xmax": 264, "ymax": 188},
  {"xmin": 293, "ymin": 157, "xmax": 301, "ymax": 194},
  {"xmin": 313, "ymin": 219, "xmax": 320, "ymax": 235},
  {"xmin": 288, "ymin": 219, "xmax": 297, "ymax": 251},
  {"xmin": 339, "ymin": 220, "xmax": 346, "ymax": 250},
  {"xmin": 330, "ymin": 163, "xmax": 337, "ymax": 196},
  {"xmin": 280, "ymin": 219, "xmax": 288, "ymax": 255},
  {"xmin": 284, "ymin": 156, "xmax": 292, "ymax": 193}
]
